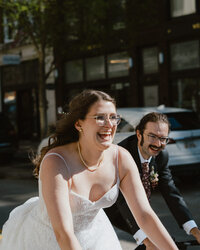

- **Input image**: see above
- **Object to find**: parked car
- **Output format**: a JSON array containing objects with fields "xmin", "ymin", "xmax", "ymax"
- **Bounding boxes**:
[
  {"xmin": 0, "ymin": 112, "xmax": 18, "ymax": 159},
  {"xmin": 37, "ymin": 136, "xmax": 49, "ymax": 154},
  {"xmin": 37, "ymin": 106, "xmax": 200, "ymax": 176},
  {"xmin": 115, "ymin": 106, "xmax": 200, "ymax": 176}
]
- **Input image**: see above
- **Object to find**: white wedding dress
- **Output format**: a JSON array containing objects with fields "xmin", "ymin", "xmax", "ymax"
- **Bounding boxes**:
[{"xmin": 0, "ymin": 151, "xmax": 122, "ymax": 250}]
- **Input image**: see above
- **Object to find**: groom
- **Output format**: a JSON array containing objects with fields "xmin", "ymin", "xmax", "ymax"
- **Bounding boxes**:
[{"xmin": 105, "ymin": 112, "xmax": 200, "ymax": 249}]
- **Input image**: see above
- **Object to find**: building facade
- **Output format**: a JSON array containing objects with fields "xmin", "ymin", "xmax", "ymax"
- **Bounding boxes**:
[
  {"xmin": 60, "ymin": 0, "xmax": 200, "ymax": 114},
  {"xmin": 0, "ymin": 43, "xmax": 56, "ymax": 139},
  {"xmin": 1, "ymin": 0, "xmax": 200, "ymax": 140}
]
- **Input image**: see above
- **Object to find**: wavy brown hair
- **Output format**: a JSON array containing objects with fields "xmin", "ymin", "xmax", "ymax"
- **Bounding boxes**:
[{"xmin": 33, "ymin": 89, "xmax": 116, "ymax": 177}]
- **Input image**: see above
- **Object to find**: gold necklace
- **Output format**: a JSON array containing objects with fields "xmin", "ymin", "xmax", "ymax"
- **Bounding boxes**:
[{"xmin": 77, "ymin": 142, "xmax": 103, "ymax": 172}]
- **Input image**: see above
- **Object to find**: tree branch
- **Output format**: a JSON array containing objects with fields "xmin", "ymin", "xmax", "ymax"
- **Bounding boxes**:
[{"xmin": 45, "ymin": 58, "xmax": 56, "ymax": 81}]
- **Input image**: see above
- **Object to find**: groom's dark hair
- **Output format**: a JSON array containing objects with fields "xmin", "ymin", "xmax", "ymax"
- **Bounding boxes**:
[{"xmin": 135, "ymin": 112, "xmax": 170, "ymax": 135}]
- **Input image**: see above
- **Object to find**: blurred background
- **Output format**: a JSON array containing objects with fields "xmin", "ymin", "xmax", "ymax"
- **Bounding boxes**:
[
  {"xmin": 0, "ymin": 1, "xmax": 200, "ymax": 248},
  {"xmin": 0, "ymin": 0, "xmax": 200, "ymax": 140}
]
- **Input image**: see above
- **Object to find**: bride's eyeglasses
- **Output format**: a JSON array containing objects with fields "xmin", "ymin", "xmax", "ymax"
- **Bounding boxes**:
[{"xmin": 87, "ymin": 114, "xmax": 121, "ymax": 126}]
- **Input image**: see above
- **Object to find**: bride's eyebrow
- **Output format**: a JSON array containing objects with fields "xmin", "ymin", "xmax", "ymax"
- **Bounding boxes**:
[{"xmin": 94, "ymin": 113, "xmax": 117, "ymax": 116}]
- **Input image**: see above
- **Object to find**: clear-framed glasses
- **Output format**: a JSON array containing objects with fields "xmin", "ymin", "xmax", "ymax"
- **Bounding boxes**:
[
  {"xmin": 144, "ymin": 133, "xmax": 169, "ymax": 145},
  {"xmin": 87, "ymin": 114, "xmax": 121, "ymax": 126}
]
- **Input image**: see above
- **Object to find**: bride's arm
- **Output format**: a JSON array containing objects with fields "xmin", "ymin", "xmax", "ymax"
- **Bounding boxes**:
[
  {"xmin": 118, "ymin": 146, "xmax": 178, "ymax": 250},
  {"xmin": 40, "ymin": 155, "xmax": 82, "ymax": 250}
]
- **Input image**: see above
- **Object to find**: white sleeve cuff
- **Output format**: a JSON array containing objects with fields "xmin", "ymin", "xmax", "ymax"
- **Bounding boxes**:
[
  {"xmin": 183, "ymin": 220, "xmax": 198, "ymax": 235},
  {"xmin": 133, "ymin": 229, "xmax": 147, "ymax": 245}
]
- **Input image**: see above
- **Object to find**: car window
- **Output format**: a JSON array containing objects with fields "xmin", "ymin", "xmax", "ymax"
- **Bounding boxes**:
[
  {"xmin": 167, "ymin": 112, "xmax": 200, "ymax": 130},
  {"xmin": 117, "ymin": 118, "xmax": 134, "ymax": 132}
]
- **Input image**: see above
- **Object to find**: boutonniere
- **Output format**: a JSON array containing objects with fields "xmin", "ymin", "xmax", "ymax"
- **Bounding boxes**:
[{"xmin": 149, "ymin": 166, "xmax": 159, "ymax": 189}]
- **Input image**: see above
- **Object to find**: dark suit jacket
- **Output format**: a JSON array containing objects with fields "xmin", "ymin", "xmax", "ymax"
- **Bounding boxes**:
[{"xmin": 105, "ymin": 134, "xmax": 193, "ymax": 235}]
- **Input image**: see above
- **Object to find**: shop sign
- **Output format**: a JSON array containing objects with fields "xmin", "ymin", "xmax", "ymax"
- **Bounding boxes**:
[{"xmin": 2, "ymin": 55, "xmax": 21, "ymax": 65}]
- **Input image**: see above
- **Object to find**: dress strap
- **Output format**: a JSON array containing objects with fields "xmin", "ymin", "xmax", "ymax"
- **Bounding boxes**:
[
  {"xmin": 41, "ymin": 152, "xmax": 72, "ymax": 189},
  {"xmin": 115, "ymin": 145, "xmax": 120, "ymax": 185}
]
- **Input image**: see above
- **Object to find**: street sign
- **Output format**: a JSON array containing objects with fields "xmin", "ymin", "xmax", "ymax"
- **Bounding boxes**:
[{"xmin": 2, "ymin": 54, "xmax": 21, "ymax": 65}]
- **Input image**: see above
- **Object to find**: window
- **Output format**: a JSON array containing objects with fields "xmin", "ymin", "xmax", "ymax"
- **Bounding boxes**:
[
  {"xmin": 110, "ymin": 0, "xmax": 126, "ymax": 31},
  {"xmin": 107, "ymin": 52, "xmax": 130, "ymax": 78},
  {"xmin": 170, "ymin": 40, "xmax": 200, "ymax": 71},
  {"xmin": 4, "ymin": 91, "xmax": 17, "ymax": 129},
  {"xmin": 167, "ymin": 112, "xmax": 200, "ymax": 130},
  {"xmin": 111, "ymin": 82, "xmax": 130, "ymax": 90},
  {"xmin": 142, "ymin": 47, "xmax": 158, "ymax": 74},
  {"xmin": 110, "ymin": 82, "xmax": 131, "ymax": 107},
  {"xmin": 170, "ymin": 0, "xmax": 196, "ymax": 17},
  {"xmin": 143, "ymin": 85, "xmax": 158, "ymax": 106},
  {"xmin": 172, "ymin": 78, "xmax": 200, "ymax": 112},
  {"xmin": 65, "ymin": 60, "xmax": 83, "ymax": 83},
  {"xmin": 86, "ymin": 56, "xmax": 105, "ymax": 81},
  {"xmin": 3, "ymin": 16, "xmax": 17, "ymax": 43}
]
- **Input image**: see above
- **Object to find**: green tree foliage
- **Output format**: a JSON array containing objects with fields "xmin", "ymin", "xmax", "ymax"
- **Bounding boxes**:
[{"xmin": 1, "ymin": 0, "xmax": 60, "ymax": 138}]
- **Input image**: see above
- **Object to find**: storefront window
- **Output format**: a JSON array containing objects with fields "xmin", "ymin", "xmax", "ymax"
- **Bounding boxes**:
[
  {"xmin": 4, "ymin": 91, "xmax": 17, "ymax": 129},
  {"xmin": 170, "ymin": 40, "xmax": 200, "ymax": 71},
  {"xmin": 86, "ymin": 56, "xmax": 105, "ymax": 81},
  {"xmin": 65, "ymin": 60, "xmax": 83, "ymax": 83},
  {"xmin": 143, "ymin": 85, "xmax": 158, "ymax": 107},
  {"xmin": 170, "ymin": 0, "xmax": 196, "ymax": 17},
  {"xmin": 172, "ymin": 78, "xmax": 200, "ymax": 112},
  {"xmin": 110, "ymin": 82, "xmax": 131, "ymax": 107},
  {"xmin": 107, "ymin": 52, "xmax": 129, "ymax": 78},
  {"xmin": 142, "ymin": 47, "xmax": 158, "ymax": 74}
]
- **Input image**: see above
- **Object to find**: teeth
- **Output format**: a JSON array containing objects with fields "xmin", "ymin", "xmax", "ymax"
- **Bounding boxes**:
[
  {"xmin": 150, "ymin": 146, "xmax": 159, "ymax": 151},
  {"xmin": 99, "ymin": 132, "xmax": 111, "ymax": 135}
]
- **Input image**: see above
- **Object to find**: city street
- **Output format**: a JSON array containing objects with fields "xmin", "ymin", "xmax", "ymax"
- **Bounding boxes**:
[{"xmin": 0, "ymin": 152, "xmax": 200, "ymax": 249}]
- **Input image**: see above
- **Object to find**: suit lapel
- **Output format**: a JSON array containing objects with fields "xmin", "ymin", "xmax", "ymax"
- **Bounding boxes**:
[
  {"xmin": 130, "ymin": 137, "xmax": 143, "ymax": 174},
  {"xmin": 149, "ymin": 157, "xmax": 157, "ymax": 172}
]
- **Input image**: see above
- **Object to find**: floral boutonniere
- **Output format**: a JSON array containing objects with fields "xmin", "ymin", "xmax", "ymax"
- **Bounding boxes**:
[{"xmin": 149, "ymin": 166, "xmax": 159, "ymax": 189}]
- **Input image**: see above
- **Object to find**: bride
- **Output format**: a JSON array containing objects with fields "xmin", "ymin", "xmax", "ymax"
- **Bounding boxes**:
[{"xmin": 0, "ymin": 89, "xmax": 178, "ymax": 250}]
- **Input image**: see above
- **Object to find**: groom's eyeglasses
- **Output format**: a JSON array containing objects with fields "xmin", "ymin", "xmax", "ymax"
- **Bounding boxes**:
[{"xmin": 144, "ymin": 133, "xmax": 169, "ymax": 145}]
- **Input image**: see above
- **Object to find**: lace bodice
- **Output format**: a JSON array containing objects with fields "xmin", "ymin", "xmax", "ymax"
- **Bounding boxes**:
[{"xmin": 38, "ymin": 151, "xmax": 120, "ymax": 225}]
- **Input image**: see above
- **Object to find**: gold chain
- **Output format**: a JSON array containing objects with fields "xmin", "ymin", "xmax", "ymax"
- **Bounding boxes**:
[{"xmin": 77, "ymin": 142, "xmax": 103, "ymax": 172}]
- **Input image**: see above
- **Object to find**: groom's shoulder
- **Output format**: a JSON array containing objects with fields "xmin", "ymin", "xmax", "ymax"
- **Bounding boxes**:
[{"xmin": 118, "ymin": 134, "xmax": 136, "ymax": 147}]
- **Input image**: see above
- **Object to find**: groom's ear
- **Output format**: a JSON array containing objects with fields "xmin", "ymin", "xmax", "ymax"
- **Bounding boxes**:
[{"xmin": 136, "ymin": 130, "xmax": 141, "ymax": 140}]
